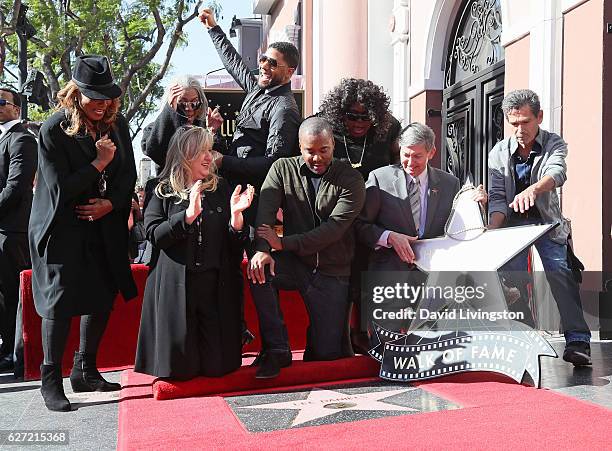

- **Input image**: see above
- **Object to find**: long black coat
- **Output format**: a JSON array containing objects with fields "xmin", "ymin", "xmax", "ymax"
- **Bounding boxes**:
[
  {"xmin": 141, "ymin": 104, "xmax": 227, "ymax": 171},
  {"xmin": 141, "ymin": 105, "xmax": 204, "ymax": 169},
  {"xmin": 29, "ymin": 111, "xmax": 137, "ymax": 319},
  {"xmin": 134, "ymin": 178, "xmax": 245, "ymax": 379}
]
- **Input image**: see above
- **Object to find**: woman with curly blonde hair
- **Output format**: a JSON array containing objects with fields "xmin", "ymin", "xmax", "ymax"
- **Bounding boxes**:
[
  {"xmin": 135, "ymin": 126, "xmax": 254, "ymax": 380},
  {"xmin": 29, "ymin": 55, "xmax": 137, "ymax": 412}
]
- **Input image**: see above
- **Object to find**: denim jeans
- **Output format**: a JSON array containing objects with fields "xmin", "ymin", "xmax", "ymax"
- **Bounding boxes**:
[
  {"xmin": 501, "ymin": 219, "xmax": 590, "ymax": 343},
  {"xmin": 249, "ymin": 251, "xmax": 350, "ymax": 359}
]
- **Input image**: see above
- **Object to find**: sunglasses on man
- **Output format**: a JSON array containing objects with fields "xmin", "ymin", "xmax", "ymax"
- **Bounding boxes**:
[
  {"xmin": 258, "ymin": 54, "xmax": 288, "ymax": 70},
  {"xmin": 344, "ymin": 111, "xmax": 371, "ymax": 122},
  {"xmin": 0, "ymin": 99, "xmax": 17, "ymax": 107}
]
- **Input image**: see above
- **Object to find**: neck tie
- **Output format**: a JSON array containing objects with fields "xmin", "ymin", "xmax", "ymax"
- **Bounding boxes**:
[{"xmin": 409, "ymin": 177, "xmax": 421, "ymax": 235}]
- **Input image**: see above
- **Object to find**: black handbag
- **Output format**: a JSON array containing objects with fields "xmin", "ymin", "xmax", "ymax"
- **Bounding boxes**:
[{"xmin": 566, "ymin": 233, "xmax": 584, "ymax": 283}]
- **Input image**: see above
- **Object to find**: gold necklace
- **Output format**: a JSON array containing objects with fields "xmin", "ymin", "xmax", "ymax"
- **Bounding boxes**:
[{"xmin": 343, "ymin": 135, "xmax": 367, "ymax": 169}]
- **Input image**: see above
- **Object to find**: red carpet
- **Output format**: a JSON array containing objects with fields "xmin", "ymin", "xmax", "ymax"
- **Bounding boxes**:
[
  {"xmin": 152, "ymin": 355, "xmax": 380, "ymax": 400},
  {"xmin": 20, "ymin": 265, "xmax": 149, "ymax": 380},
  {"xmin": 20, "ymin": 262, "xmax": 308, "ymax": 380},
  {"xmin": 118, "ymin": 368, "xmax": 612, "ymax": 450}
]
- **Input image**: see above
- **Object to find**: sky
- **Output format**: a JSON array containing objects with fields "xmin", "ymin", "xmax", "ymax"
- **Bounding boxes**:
[{"xmin": 133, "ymin": 0, "xmax": 253, "ymax": 165}]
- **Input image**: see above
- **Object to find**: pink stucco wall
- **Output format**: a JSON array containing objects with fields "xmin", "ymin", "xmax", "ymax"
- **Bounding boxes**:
[
  {"xmin": 410, "ymin": 90, "xmax": 442, "ymax": 169},
  {"xmin": 562, "ymin": 0, "xmax": 603, "ymax": 271},
  {"xmin": 317, "ymin": 0, "xmax": 368, "ymax": 97},
  {"xmin": 503, "ymin": 34, "xmax": 530, "ymax": 137},
  {"xmin": 267, "ymin": 0, "xmax": 301, "ymax": 38},
  {"xmin": 303, "ymin": 0, "xmax": 313, "ymax": 116}
]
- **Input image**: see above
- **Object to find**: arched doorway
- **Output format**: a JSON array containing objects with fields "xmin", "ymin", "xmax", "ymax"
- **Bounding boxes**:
[{"xmin": 441, "ymin": 0, "xmax": 504, "ymax": 187}]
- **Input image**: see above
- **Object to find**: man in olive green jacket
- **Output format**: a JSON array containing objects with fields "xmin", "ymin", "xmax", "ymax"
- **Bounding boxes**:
[{"xmin": 249, "ymin": 117, "xmax": 365, "ymax": 379}]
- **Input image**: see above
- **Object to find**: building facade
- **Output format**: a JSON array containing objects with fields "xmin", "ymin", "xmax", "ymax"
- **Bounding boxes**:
[{"xmin": 251, "ymin": 0, "xmax": 611, "ymax": 278}]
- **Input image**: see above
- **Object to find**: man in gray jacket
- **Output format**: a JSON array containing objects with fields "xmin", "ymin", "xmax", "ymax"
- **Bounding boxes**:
[
  {"xmin": 488, "ymin": 89, "xmax": 591, "ymax": 366},
  {"xmin": 248, "ymin": 117, "xmax": 365, "ymax": 379}
]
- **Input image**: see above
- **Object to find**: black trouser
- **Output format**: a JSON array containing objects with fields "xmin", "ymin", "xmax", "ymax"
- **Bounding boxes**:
[
  {"xmin": 41, "ymin": 312, "xmax": 111, "ymax": 366},
  {"xmin": 0, "ymin": 232, "xmax": 29, "ymax": 357},
  {"xmin": 341, "ymin": 242, "xmax": 371, "ymax": 355},
  {"xmin": 249, "ymin": 252, "xmax": 350, "ymax": 360},
  {"xmin": 184, "ymin": 269, "xmax": 227, "ymax": 378}
]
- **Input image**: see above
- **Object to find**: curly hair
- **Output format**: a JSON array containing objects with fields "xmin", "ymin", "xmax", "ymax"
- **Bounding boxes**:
[
  {"xmin": 56, "ymin": 80, "xmax": 121, "ymax": 136},
  {"xmin": 318, "ymin": 78, "xmax": 392, "ymax": 141}
]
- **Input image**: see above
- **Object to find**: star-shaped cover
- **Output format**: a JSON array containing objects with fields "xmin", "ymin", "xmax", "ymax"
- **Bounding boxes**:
[
  {"xmin": 408, "ymin": 183, "xmax": 555, "ymax": 332},
  {"xmin": 366, "ymin": 183, "xmax": 558, "ymax": 387}
]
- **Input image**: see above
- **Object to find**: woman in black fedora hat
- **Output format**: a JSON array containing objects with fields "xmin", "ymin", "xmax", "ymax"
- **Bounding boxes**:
[{"xmin": 29, "ymin": 54, "xmax": 137, "ymax": 411}]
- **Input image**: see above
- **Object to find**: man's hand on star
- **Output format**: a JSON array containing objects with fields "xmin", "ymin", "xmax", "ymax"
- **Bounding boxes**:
[{"xmin": 387, "ymin": 231, "xmax": 418, "ymax": 264}]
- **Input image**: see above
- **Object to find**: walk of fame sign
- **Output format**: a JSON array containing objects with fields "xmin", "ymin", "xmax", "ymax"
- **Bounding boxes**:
[{"xmin": 365, "ymin": 184, "xmax": 558, "ymax": 387}]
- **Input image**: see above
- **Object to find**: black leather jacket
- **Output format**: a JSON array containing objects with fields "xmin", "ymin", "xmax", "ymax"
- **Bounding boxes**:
[{"xmin": 208, "ymin": 25, "xmax": 301, "ymax": 191}]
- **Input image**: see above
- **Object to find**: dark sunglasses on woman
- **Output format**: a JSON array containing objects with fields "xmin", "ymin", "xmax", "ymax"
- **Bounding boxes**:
[
  {"xmin": 178, "ymin": 101, "xmax": 202, "ymax": 110},
  {"xmin": 344, "ymin": 111, "xmax": 371, "ymax": 122},
  {"xmin": 0, "ymin": 99, "xmax": 17, "ymax": 107}
]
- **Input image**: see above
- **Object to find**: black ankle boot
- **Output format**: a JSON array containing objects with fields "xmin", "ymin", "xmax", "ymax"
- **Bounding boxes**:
[
  {"xmin": 69, "ymin": 352, "xmax": 120, "ymax": 392},
  {"xmin": 40, "ymin": 364, "xmax": 71, "ymax": 412}
]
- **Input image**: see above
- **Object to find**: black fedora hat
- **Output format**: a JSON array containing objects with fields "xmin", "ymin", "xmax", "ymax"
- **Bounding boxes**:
[{"xmin": 72, "ymin": 55, "xmax": 122, "ymax": 100}]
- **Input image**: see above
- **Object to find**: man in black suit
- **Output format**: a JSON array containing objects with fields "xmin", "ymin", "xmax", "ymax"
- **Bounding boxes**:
[{"xmin": 0, "ymin": 88, "xmax": 37, "ymax": 372}]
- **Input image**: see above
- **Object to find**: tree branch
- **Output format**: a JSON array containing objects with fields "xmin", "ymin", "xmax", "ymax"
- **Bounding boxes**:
[
  {"xmin": 119, "ymin": 6, "xmax": 165, "ymax": 94},
  {"xmin": 40, "ymin": 51, "xmax": 61, "ymax": 97},
  {"xmin": 130, "ymin": 109, "xmax": 149, "ymax": 140},
  {"xmin": 29, "ymin": 36, "xmax": 48, "ymax": 48},
  {"xmin": 59, "ymin": 43, "xmax": 74, "ymax": 80},
  {"xmin": 117, "ymin": 12, "xmax": 131, "ymax": 67},
  {"xmin": 123, "ymin": 0, "xmax": 203, "ymax": 122},
  {"xmin": 0, "ymin": 0, "xmax": 22, "ymax": 36}
]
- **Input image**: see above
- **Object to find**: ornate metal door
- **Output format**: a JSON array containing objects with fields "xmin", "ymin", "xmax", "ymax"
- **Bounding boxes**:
[{"xmin": 442, "ymin": 0, "xmax": 504, "ymax": 187}]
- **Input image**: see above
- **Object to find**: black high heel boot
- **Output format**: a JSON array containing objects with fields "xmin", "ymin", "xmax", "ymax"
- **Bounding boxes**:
[
  {"xmin": 40, "ymin": 364, "xmax": 71, "ymax": 412},
  {"xmin": 69, "ymin": 352, "xmax": 120, "ymax": 392}
]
